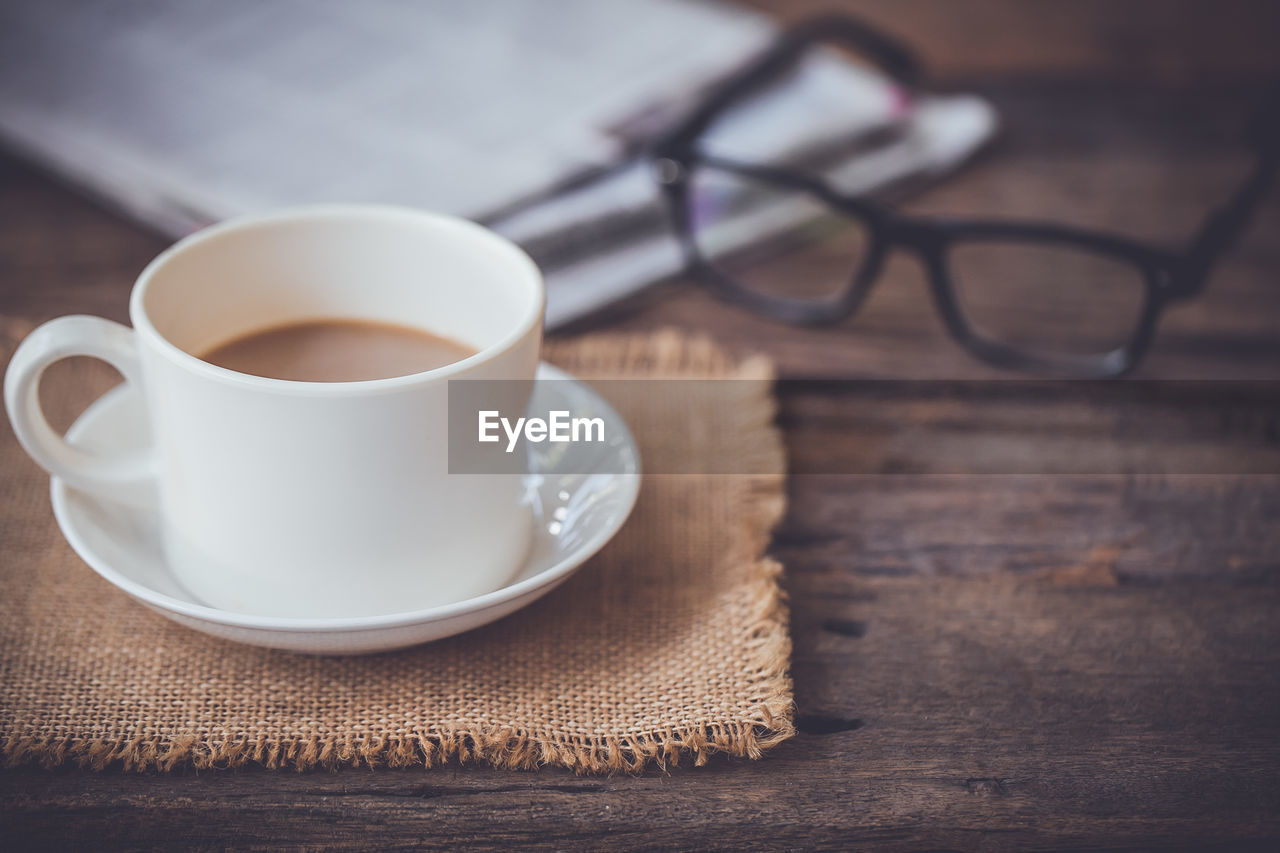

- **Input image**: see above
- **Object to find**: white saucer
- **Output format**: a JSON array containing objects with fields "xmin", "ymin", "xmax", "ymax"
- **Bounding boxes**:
[{"xmin": 50, "ymin": 363, "xmax": 641, "ymax": 654}]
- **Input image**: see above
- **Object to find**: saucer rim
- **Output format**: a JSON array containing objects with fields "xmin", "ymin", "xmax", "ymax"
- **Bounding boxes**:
[{"xmin": 50, "ymin": 362, "xmax": 641, "ymax": 633}]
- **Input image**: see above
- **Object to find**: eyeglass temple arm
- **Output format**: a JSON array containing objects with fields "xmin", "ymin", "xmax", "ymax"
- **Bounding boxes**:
[
  {"xmin": 1181, "ymin": 86, "xmax": 1280, "ymax": 295},
  {"xmin": 656, "ymin": 14, "xmax": 923, "ymax": 152}
]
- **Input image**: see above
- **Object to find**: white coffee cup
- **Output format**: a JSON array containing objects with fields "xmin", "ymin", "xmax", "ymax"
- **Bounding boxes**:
[{"xmin": 5, "ymin": 205, "xmax": 543, "ymax": 619}]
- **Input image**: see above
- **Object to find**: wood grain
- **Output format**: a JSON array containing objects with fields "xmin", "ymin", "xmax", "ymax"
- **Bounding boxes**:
[
  {"xmin": 3, "ymin": 557, "xmax": 1277, "ymax": 850},
  {"xmin": 3, "ymin": 1, "xmax": 1280, "ymax": 849},
  {"xmin": 739, "ymin": 0, "xmax": 1280, "ymax": 85}
]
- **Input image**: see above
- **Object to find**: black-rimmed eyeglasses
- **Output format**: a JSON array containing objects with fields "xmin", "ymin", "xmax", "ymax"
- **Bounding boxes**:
[{"xmin": 649, "ymin": 16, "xmax": 1279, "ymax": 377}]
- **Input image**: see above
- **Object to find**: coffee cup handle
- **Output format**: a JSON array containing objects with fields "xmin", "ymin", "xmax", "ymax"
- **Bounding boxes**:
[{"xmin": 5, "ymin": 315, "xmax": 156, "ymax": 495}]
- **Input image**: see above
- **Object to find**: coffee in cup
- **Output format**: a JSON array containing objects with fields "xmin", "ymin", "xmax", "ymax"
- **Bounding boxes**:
[
  {"xmin": 4, "ymin": 205, "xmax": 544, "ymax": 619},
  {"xmin": 200, "ymin": 319, "xmax": 476, "ymax": 383}
]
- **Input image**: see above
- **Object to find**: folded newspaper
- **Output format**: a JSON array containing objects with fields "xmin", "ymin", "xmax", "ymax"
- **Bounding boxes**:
[{"xmin": 0, "ymin": 0, "xmax": 995, "ymax": 327}]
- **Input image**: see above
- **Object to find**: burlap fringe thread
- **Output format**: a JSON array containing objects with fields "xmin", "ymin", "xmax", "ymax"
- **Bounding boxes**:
[{"xmin": 2, "ymin": 328, "xmax": 794, "ymax": 773}]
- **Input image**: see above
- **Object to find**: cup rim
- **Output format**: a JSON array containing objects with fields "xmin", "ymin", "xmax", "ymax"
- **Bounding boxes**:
[{"xmin": 128, "ymin": 204, "xmax": 545, "ymax": 396}]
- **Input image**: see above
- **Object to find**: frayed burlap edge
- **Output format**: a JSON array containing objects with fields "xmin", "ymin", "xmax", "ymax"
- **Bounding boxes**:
[{"xmin": 2, "ymin": 327, "xmax": 794, "ymax": 774}]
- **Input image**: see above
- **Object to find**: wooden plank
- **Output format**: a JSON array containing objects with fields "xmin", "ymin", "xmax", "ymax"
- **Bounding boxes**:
[
  {"xmin": 740, "ymin": 0, "xmax": 1280, "ymax": 85},
  {"xmin": 3, "ymin": 569, "xmax": 1276, "ymax": 851},
  {"xmin": 774, "ymin": 475, "xmax": 1280, "ymax": 584},
  {"xmin": 779, "ymin": 382, "xmax": 1280, "ymax": 475}
]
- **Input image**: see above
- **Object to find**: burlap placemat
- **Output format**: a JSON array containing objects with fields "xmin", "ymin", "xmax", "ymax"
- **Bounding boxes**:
[{"xmin": 0, "ymin": 323, "xmax": 792, "ymax": 773}]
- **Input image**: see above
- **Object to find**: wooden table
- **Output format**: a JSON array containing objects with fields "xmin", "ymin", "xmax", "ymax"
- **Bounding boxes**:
[{"xmin": 3, "ymin": 3, "xmax": 1279, "ymax": 849}]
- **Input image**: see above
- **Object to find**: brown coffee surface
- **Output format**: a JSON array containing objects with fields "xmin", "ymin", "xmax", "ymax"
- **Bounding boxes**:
[{"xmin": 200, "ymin": 319, "xmax": 475, "ymax": 382}]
